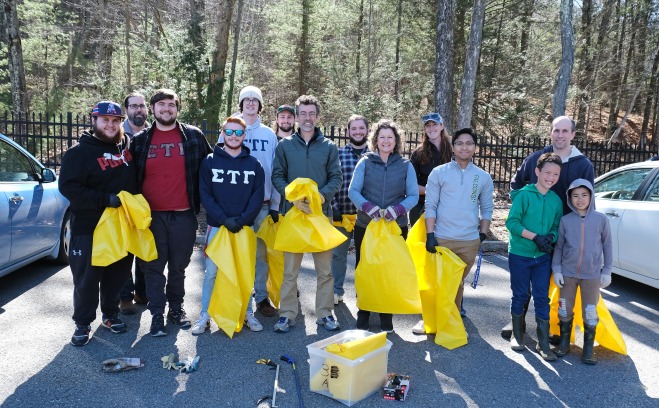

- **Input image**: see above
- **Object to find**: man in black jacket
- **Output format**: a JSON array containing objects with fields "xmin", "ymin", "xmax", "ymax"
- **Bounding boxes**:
[
  {"xmin": 131, "ymin": 89, "xmax": 212, "ymax": 337},
  {"xmin": 59, "ymin": 101, "xmax": 138, "ymax": 346}
]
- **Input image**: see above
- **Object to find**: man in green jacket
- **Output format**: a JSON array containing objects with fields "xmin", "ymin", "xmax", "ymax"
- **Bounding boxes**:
[{"xmin": 271, "ymin": 95, "xmax": 343, "ymax": 333}]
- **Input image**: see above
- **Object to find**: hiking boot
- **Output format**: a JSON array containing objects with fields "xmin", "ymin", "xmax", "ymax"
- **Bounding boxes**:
[
  {"xmin": 102, "ymin": 315, "xmax": 128, "ymax": 333},
  {"xmin": 71, "ymin": 324, "xmax": 91, "ymax": 346},
  {"xmin": 317, "ymin": 315, "xmax": 340, "ymax": 331},
  {"xmin": 119, "ymin": 299, "xmax": 136, "ymax": 315},
  {"xmin": 191, "ymin": 317, "xmax": 210, "ymax": 335},
  {"xmin": 412, "ymin": 320, "xmax": 427, "ymax": 335},
  {"xmin": 133, "ymin": 293, "xmax": 148, "ymax": 305},
  {"xmin": 150, "ymin": 314, "xmax": 167, "ymax": 337},
  {"xmin": 256, "ymin": 299, "xmax": 276, "ymax": 317},
  {"xmin": 274, "ymin": 317, "xmax": 295, "ymax": 333},
  {"xmin": 167, "ymin": 308, "xmax": 191, "ymax": 328},
  {"xmin": 245, "ymin": 313, "xmax": 264, "ymax": 332},
  {"xmin": 334, "ymin": 294, "xmax": 343, "ymax": 305}
]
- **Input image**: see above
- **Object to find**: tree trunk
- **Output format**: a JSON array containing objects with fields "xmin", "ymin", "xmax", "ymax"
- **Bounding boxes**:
[
  {"xmin": 366, "ymin": 0, "xmax": 372, "ymax": 95},
  {"xmin": 187, "ymin": 0, "xmax": 207, "ymax": 115},
  {"xmin": 458, "ymin": 0, "xmax": 486, "ymax": 129},
  {"xmin": 483, "ymin": 0, "xmax": 505, "ymax": 131},
  {"xmin": 519, "ymin": 0, "xmax": 534, "ymax": 64},
  {"xmin": 552, "ymin": 0, "xmax": 574, "ymax": 118},
  {"xmin": 393, "ymin": 0, "xmax": 403, "ymax": 104},
  {"xmin": 355, "ymin": 0, "xmax": 364, "ymax": 100},
  {"xmin": 124, "ymin": 0, "xmax": 132, "ymax": 91},
  {"xmin": 575, "ymin": 0, "xmax": 592, "ymax": 134},
  {"xmin": 298, "ymin": 0, "xmax": 311, "ymax": 95},
  {"xmin": 2, "ymin": 0, "xmax": 28, "ymax": 116},
  {"xmin": 205, "ymin": 0, "xmax": 235, "ymax": 123},
  {"xmin": 641, "ymin": 50, "xmax": 659, "ymax": 144},
  {"xmin": 226, "ymin": 0, "xmax": 244, "ymax": 117},
  {"xmin": 435, "ymin": 0, "xmax": 456, "ymax": 129},
  {"xmin": 606, "ymin": 0, "xmax": 625, "ymax": 137}
]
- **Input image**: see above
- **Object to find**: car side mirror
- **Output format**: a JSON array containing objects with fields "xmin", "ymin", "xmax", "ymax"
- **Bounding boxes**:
[{"xmin": 41, "ymin": 168, "xmax": 56, "ymax": 183}]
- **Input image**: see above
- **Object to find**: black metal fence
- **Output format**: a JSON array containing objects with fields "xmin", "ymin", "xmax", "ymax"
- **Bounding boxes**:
[{"xmin": 1, "ymin": 111, "xmax": 656, "ymax": 191}]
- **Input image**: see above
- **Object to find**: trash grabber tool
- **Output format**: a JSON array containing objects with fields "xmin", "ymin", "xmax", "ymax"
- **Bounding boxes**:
[
  {"xmin": 471, "ymin": 246, "xmax": 483, "ymax": 289},
  {"xmin": 280, "ymin": 354, "xmax": 304, "ymax": 408},
  {"xmin": 257, "ymin": 359, "xmax": 280, "ymax": 407}
]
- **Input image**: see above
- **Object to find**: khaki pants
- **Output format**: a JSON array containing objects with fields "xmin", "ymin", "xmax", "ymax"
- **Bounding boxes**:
[
  {"xmin": 558, "ymin": 276, "xmax": 600, "ymax": 326},
  {"xmin": 279, "ymin": 250, "xmax": 334, "ymax": 320},
  {"xmin": 437, "ymin": 238, "xmax": 480, "ymax": 309}
]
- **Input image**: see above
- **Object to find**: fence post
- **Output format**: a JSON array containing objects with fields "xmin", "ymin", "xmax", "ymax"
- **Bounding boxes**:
[{"xmin": 66, "ymin": 112, "xmax": 73, "ymax": 147}]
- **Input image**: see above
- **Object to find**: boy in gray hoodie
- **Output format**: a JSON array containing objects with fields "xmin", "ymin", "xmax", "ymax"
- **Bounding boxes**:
[{"xmin": 551, "ymin": 179, "xmax": 613, "ymax": 364}]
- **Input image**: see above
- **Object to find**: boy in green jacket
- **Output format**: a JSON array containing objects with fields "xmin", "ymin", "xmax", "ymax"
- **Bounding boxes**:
[{"xmin": 505, "ymin": 152, "xmax": 563, "ymax": 361}]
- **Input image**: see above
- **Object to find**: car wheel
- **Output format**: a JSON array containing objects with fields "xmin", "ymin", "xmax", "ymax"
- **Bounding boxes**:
[{"xmin": 55, "ymin": 211, "xmax": 71, "ymax": 265}]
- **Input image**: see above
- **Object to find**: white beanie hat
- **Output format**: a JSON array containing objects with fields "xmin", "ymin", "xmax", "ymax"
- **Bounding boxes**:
[{"xmin": 238, "ymin": 86, "xmax": 264, "ymax": 106}]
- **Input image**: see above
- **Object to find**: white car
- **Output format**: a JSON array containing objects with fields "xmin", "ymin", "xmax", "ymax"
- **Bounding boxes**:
[{"xmin": 594, "ymin": 160, "xmax": 659, "ymax": 289}]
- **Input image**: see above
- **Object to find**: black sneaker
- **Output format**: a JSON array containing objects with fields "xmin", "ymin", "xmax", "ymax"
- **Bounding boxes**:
[
  {"xmin": 167, "ymin": 308, "xmax": 191, "ymax": 328},
  {"xmin": 71, "ymin": 324, "xmax": 91, "ymax": 346},
  {"xmin": 150, "ymin": 314, "xmax": 167, "ymax": 337},
  {"xmin": 101, "ymin": 315, "xmax": 128, "ymax": 333}
]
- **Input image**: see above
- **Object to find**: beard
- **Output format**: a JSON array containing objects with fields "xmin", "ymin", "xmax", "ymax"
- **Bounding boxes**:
[
  {"xmin": 278, "ymin": 123, "xmax": 294, "ymax": 133},
  {"xmin": 154, "ymin": 112, "xmax": 177, "ymax": 127},
  {"xmin": 93, "ymin": 124, "xmax": 123, "ymax": 145},
  {"xmin": 349, "ymin": 135, "xmax": 367, "ymax": 147},
  {"xmin": 300, "ymin": 122, "xmax": 314, "ymax": 132},
  {"xmin": 128, "ymin": 112, "xmax": 146, "ymax": 127}
]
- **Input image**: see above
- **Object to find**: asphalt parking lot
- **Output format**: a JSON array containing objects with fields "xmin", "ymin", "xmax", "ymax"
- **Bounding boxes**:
[{"xmin": 0, "ymin": 249, "xmax": 657, "ymax": 407}]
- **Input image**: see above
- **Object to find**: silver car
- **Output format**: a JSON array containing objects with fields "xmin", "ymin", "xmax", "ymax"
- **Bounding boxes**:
[
  {"xmin": 0, "ymin": 134, "xmax": 70, "ymax": 277},
  {"xmin": 594, "ymin": 160, "xmax": 659, "ymax": 289}
]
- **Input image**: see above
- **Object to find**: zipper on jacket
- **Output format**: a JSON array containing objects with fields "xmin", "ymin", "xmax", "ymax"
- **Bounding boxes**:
[
  {"xmin": 577, "ymin": 219, "xmax": 585, "ymax": 276},
  {"xmin": 382, "ymin": 161, "xmax": 388, "ymax": 206}
]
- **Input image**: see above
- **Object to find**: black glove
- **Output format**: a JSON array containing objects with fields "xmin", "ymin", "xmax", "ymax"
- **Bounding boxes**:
[
  {"xmin": 269, "ymin": 209, "xmax": 279, "ymax": 223},
  {"xmin": 107, "ymin": 194, "xmax": 121, "ymax": 208},
  {"xmin": 532, "ymin": 234, "xmax": 553, "ymax": 254},
  {"xmin": 223, "ymin": 217, "xmax": 242, "ymax": 233},
  {"xmin": 333, "ymin": 208, "xmax": 343, "ymax": 223},
  {"xmin": 426, "ymin": 232, "xmax": 438, "ymax": 254},
  {"xmin": 479, "ymin": 232, "xmax": 488, "ymax": 243}
]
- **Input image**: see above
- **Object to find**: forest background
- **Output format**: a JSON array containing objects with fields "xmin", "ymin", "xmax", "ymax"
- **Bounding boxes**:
[{"xmin": 1, "ymin": 0, "xmax": 659, "ymax": 147}]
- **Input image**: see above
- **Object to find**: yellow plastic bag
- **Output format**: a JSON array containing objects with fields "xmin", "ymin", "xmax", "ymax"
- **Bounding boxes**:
[
  {"xmin": 256, "ymin": 214, "xmax": 284, "ymax": 307},
  {"xmin": 549, "ymin": 277, "xmax": 627, "ymax": 355},
  {"xmin": 355, "ymin": 220, "xmax": 421, "ymax": 314},
  {"xmin": 332, "ymin": 214, "xmax": 357, "ymax": 233},
  {"xmin": 274, "ymin": 178, "xmax": 347, "ymax": 253},
  {"xmin": 206, "ymin": 226, "xmax": 257, "ymax": 338},
  {"xmin": 92, "ymin": 191, "xmax": 157, "ymax": 266},
  {"xmin": 406, "ymin": 212, "xmax": 428, "ymax": 281},
  {"xmin": 326, "ymin": 332, "xmax": 387, "ymax": 360}
]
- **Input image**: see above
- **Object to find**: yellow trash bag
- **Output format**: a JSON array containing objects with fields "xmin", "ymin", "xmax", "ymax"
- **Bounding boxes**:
[
  {"xmin": 355, "ymin": 220, "xmax": 421, "ymax": 314},
  {"xmin": 92, "ymin": 191, "xmax": 157, "ymax": 266},
  {"xmin": 206, "ymin": 226, "xmax": 257, "ymax": 338},
  {"xmin": 417, "ymin": 247, "xmax": 468, "ymax": 349},
  {"xmin": 332, "ymin": 214, "xmax": 357, "ymax": 233},
  {"xmin": 256, "ymin": 214, "xmax": 284, "ymax": 308},
  {"xmin": 406, "ymin": 213, "xmax": 428, "ymax": 282},
  {"xmin": 326, "ymin": 332, "xmax": 387, "ymax": 360},
  {"xmin": 548, "ymin": 277, "xmax": 627, "ymax": 355},
  {"xmin": 274, "ymin": 178, "xmax": 347, "ymax": 253}
]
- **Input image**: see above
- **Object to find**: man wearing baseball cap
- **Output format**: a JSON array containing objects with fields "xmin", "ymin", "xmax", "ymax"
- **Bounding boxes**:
[
  {"xmin": 275, "ymin": 104, "xmax": 296, "ymax": 140},
  {"xmin": 59, "ymin": 101, "xmax": 138, "ymax": 346}
]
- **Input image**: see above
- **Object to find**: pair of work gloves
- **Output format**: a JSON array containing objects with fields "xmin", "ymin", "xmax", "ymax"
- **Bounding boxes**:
[
  {"xmin": 361, "ymin": 202, "xmax": 405, "ymax": 222},
  {"xmin": 532, "ymin": 234, "xmax": 554, "ymax": 254},
  {"xmin": 292, "ymin": 195, "xmax": 325, "ymax": 214},
  {"xmin": 553, "ymin": 272, "xmax": 612, "ymax": 289},
  {"xmin": 425, "ymin": 232, "xmax": 487, "ymax": 253}
]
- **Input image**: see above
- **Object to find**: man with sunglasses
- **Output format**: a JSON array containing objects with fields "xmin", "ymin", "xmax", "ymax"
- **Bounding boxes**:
[
  {"xmin": 192, "ymin": 117, "xmax": 265, "ymax": 335},
  {"xmin": 118, "ymin": 92, "xmax": 149, "ymax": 315},
  {"xmin": 236, "ymin": 86, "xmax": 281, "ymax": 324}
]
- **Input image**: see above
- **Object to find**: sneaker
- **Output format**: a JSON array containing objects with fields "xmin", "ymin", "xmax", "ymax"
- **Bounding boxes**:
[
  {"xmin": 256, "ymin": 299, "xmax": 276, "ymax": 317},
  {"xmin": 133, "ymin": 293, "xmax": 148, "ymax": 305},
  {"xmin": 71, "ymin": 324, "xmax": 91, "ymax": 346},
  {"xmin": 120, "ymin": 299, "xmax": 137, "ymax": 315},
  {"xmin": 460, "ymin": 306, "xmax": 467, "ymax": 318},
  {"xmin": 317, "ymin": 315, "xmax": 340, "ymax": 331},
  {"xmin": 333, "ymin": 294, "xmax": 343, "ymax": 305},
  {"xmin": 412, "ymin": 320, "xmax": 426, "ymax": 335},
  {"xmin": 150, "ymin": 314, "xmax": 167, "ymax": 337},
  {"xmin": 274, "ymin": 317, "xmax": 295, "ymax": 333},
  {"xmin": 167, "ymin": 308, "xmax": 191, "ymax": 328},
  {"xmin": 102, "ymin": 316, "xmax": 128, "ymax": 333},
  {"xmin": 245, "ymin": 313, "xmax": 264, "ymax": 332},
  {"xmin": 191, "ymin": 317, "xmax": 210, "ymax": 335}
]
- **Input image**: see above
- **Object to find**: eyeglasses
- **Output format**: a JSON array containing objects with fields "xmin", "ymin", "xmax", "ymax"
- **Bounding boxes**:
[
  {"xmin": 244, "ymin": 98, "xmax": 259, "ymax": 104},
  {"xmin": 223, "ymin": 129, "xmax": 245, "ymax": 137},
  {"xmin": 454, "ymin": 141, "xmax": 475, "ymax": 147},
  {"xmin": 128, "ymin": 104, "xmax": 147, "ymax": 110},
  {"xmin": 422, "ymin": 112, "xmax": 443, "ymax": 124}
]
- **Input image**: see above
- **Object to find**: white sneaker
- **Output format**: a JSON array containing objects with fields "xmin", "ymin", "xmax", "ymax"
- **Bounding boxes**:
[
  {"xmin": 191, "ymin": 317, "xmax": 210, "ymax": 335},
  {"xmin": 245, "ymin": 313, "xmax": 263, "ymax": 332},
  {"xmin": 334, "ymin": 294, "xmax": 343, "ymax": 305},
  {"xmin": 412, "ymin": 320, "xmax": 426, "ymax": 335}
]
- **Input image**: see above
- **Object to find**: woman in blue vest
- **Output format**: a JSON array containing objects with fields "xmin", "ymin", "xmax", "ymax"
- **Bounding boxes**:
[{"xmin": 348, "ymin": 119, "xmax": 418, "ymax": 332}]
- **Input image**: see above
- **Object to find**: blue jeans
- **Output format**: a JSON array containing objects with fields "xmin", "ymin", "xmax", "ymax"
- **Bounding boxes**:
[
  {"xmin": 200, "ymin": 227, "xmax": 253, "ymax": 319},
  {"xmin": 331, "ymin": 226, "xmax": 353, "ymax": 296},
  {"xmin": 508, "ymin": 253, "xmax": 551, "ymax": 321},
  {"xmin": 251, "ymin": 205, "xmax": 270, "ymax": 303}
]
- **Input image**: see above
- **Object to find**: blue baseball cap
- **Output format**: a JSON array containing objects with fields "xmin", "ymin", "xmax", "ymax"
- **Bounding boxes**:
[
  {"xmin": 92, "ymin": 101, "xmax": 124, "ymax": 118},
  {"xmin": 422, "ymin": 112, "xmax": 443, "ymax": 125}
]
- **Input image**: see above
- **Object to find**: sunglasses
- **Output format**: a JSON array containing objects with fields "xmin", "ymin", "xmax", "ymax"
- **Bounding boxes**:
[{"xmin": 224, "ymin": 129, "xmax": 245, "ymax": 137}]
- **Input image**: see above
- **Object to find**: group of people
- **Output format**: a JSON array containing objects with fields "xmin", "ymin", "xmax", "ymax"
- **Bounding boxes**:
[{"xmin": 59, "ymin": 87, "xmax": 612, "ymax": 365}]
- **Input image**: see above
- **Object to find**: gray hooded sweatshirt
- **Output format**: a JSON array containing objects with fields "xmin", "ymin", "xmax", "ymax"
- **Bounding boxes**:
[{"xmin": 551, "ymin": 179, "xmax": 613, "ymax": 280}]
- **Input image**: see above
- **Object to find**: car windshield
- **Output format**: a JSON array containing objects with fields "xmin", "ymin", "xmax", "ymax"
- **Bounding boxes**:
[{"xmin": 594, "ymin": 168, "xmax": 653, "ymax": 200}]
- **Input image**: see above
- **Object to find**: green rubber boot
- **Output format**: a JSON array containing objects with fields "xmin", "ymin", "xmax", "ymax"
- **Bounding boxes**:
[
  {"xmin": 510, "ymin": 314, "xmax": 526, "ymax": 351},
  {"xmin": 535, "ymin": 318, "xmax": 557, "ymax": 361},
  {"xmin": 554, "ymin": 318, "xmax": 573, "ymax": 357},
  {"xmin": 581, "ymin": 324, "xmax": 598, "ymax": 365}
]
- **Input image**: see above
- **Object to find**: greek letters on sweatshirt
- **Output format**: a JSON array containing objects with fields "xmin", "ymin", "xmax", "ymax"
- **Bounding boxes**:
[{"xmin": 199, "ymin": 144, "xmax": 265, "ymax": 228}]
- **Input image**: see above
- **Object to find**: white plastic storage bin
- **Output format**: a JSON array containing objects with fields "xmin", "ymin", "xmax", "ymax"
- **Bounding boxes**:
[{"xmin": 307, "ymin": 330, "xmax": 392, "ymax": 406}]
